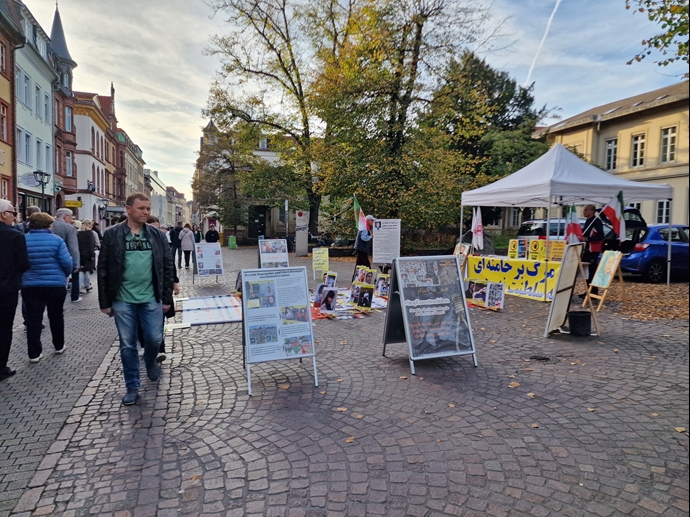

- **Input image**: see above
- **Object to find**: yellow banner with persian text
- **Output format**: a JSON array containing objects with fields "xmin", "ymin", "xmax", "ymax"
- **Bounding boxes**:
[{"xmin": 467, "ymin": 256, "xmax": 560, "ymax": 301}]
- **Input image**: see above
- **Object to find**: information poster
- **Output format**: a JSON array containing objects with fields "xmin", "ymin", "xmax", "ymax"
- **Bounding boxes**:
[
  {"xmin": 528, "ymin": 240, "xmax": 546, "ymax": 261},
  {"xmin": 548, "ymin": 241, "xmax": 567, "ymax": 261},
  {"xmin": 372, "ymin": 219, "xmax": 401, "ymax": 264},
  {"xmin": 394, "ymin": 257, "xmax": 476, "ymax": 362},
  {"xmin": 194, "ymin": 243, "xmax": 224, "ymax": 277},
  {"xmin": 258, "ymin": 239, "xmax": 290, "ymax": 268},
  {"xmin": 312, "ymin": 248, "xmax": 329, "ymax": 273},
  {"xmin": 508, "ymin": 239, "xmax": 528, "ymax": 259},
  {"xmin": 241, "ymin": 267, "xmax": 316, "ymax": 364},
  {"xmin": 465, "ymin": 280, "xmax": 505, "ymax": 309},
  {"xmin": 182, "ymin": 295, "xmax": 242, "ymax": 325},
  {"xmin": 467, "ymin": 256, "xmax": 560, "ymax": 301}
]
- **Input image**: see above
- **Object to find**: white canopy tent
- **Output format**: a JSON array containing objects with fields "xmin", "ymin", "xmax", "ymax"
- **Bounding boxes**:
[{"xmin": 461, "ymin": 144, "xmax": 675, "ymax": 288}]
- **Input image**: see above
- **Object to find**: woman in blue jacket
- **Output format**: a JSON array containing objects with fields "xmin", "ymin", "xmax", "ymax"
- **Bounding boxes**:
[{"xmin": 22, "ymin": 213, "xmax": 73, "ymax": 362}]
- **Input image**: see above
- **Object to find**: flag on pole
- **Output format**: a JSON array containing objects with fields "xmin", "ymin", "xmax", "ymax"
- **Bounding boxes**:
[
  {"xmin": 471, "ymin": 207, "xmax": 484, "ymax": 250},
  {"xmin": 601, "ymin": 191, "xmax": 627, "ymax": 241},
  {"xmin": 565, "ymin": 205, "xmax": 583, "ymax": 244},
  {"xmin": 353, "ymin": 194, "xmax": 366, "ymax": 231}
]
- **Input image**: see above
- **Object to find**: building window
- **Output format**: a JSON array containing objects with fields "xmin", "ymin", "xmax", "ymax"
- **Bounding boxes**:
[
  {"xmin": 0, "ymin": 44, "xmax": 6, "ymax": 74},
  {"xmin": 65, "ymin": 107, "xmax": 72, "ymax": 132},
  {"xmin": 15, "ymin": 67, "xmax": 21, "ymax": 102},
  {"xmin": 605, "ymin": 138, "xmax": 617, "ymax": 171},
  {"xmin": 23, "ymin": 74, "xmax": 31, "ymax": 109},
  {"xmin": 24, "ymin": 132, "xmax": 32, "ymax": 165},
  {"xmin": 656, "ymin": 200, "xmax": 670, "ymax": 224},
  {"xmin": 511, "ymin": 208, "xmax": 521, "ymax": 227},
  {"xmin": 1, "ymin": 178, "xmax": 8, "ymax": 199},
  {"xmin": 91, "ymin": 127, "xmax": 95, "ymax": 152},
  {"xmin": 45, "ymin": 145, "xmax": 51, "ymax": 173},
  {"xmin": 259, "ymin": 138, "xmax": 268, "ymax": 150},
  {"xmin": 0, "ymin": 104, "xmax": 7, "ymax": 142},
  {"xmin": 35, "ymin": 86, "xmax": 41, "ymax": 118},
  {"xmin": 66, "ymin": 151, "xmax": 73, "ymax": 177},
  {"xmin": 16, "ymin": 128, "xmax": 23, "ymax": 161},
  {"xmin": 631, "ymin": 134, "xmax": 645, "ymax": 167},
  {"xmin": 36, "ymin": 139, "xmax": 42, "ymax": 170},
  {"xmin": 660, "ymin": 127, "xmax": 676, "ymax": 163},
  {"xmin": 44, "ymin": 94, "xmax": 50, "ymax": 123}
]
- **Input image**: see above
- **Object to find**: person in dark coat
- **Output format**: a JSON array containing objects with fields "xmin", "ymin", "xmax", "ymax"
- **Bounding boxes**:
[
  {"xmin": 205, "ymin": 224, "xmax": 220, "ymax": 243},
  {"xmin": 0, "ymin": 200, "xmax": 31, "ymax": 380},
  {"xmin": 76, "ymin": 220, "xmax": 97, "ymax": 293},
  {"xmin": 352, "ymin": 215, "xmax": 374, "ymax": 280},
  {"xmin": 169, "ymin": 222, "xmax": 184, "ymax": 268},
  {"xmin": 579, "ymin": 204, "xmax": 605, "ymax": 297}
]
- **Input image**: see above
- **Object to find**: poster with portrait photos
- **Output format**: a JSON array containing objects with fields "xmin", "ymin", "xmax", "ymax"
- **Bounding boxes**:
[
  {"xmin": 383, "ymin": 256, "xmax": 477, "ymax": 374},
  {"xmin": 258, "ymin": 239, "xmax": 290, "ymax": 268},
  {"xmin": 195, "ymin": 243, "xmax": 225, "ymax": 277},
  {"xmin": 241, "ymin": 266, "xmax": 318, "ymax": 395}
]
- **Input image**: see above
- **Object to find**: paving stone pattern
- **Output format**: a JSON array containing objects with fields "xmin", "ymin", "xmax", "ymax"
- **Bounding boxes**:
[{"xmin": 1, "ymin": 247, "xmax": 688, "ymax": 516}]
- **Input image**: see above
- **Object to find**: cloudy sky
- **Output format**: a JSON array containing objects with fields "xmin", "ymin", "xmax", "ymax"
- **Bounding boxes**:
[{"xmin": 28, "ymin": 0, "xmax": 686, "ymax": 199}]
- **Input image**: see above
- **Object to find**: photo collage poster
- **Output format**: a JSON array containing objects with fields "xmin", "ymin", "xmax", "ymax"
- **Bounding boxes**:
[
  {"xmin": 352, "ymin": 266, "xmax": 376, "ymax": 310},
  {"xmin": 194, "ymin": 243, "xmax": 225, "ymax": 277},
  {"xmin": 258, "ymin": 239, "xmax": 290, "ymax": 268},
  {"xmin": 464, "ymin": 280, "xmax": 505, "ymax": 310},
  {"xmin": 396, "ymin": 257, "xmax": 474, "ymax": 360},
  {"xmin": 242, "ymin": 267, "xmax": 315, "ymax": 364}
]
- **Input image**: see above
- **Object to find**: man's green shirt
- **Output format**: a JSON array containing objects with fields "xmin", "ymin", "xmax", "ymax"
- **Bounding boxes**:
[{"xmin": 117, "ymin": 228, "xmax": 155, "ymax": 304}]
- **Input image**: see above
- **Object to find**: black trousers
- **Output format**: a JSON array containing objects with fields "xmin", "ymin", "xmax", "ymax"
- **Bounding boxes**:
[
  {"xmin": 583, "ymin": 252, "xmax": 600, "ymax": 295},
  {"xmin": 0, "ymin": 291, "xmax": 19, "ymax": 369},
  {"xmin": 183, "ymin": 250, "xmax": 192, "ymax": 268},
  {"xmin": 22, "ymin": 286, "xmax": 67, "ymax": 359}
]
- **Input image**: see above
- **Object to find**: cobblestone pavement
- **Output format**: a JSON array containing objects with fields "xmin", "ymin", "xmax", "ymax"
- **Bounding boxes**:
[{"xmin": 1, "ymin": 247, "xmax": 688, "ymax": 517}]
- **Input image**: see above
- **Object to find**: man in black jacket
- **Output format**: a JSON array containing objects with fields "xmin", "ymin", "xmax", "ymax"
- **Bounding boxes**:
[
  {"xmin": 169, "ymin": 221, "xmax": 183, "ymax": 268},
  {"xmin": 579, "ymin": 204, "xmax": 605, "ymax": 296},
  {"xmin": 98, "ymin": 193, "xmax": 174, "ymax": 405},
  {"xmin": 205, "ymin": 224, "xmax": 220, "ymax": 243},
  {"xmin": 0, "ymin": 200, "xmax": 30, "ymax": 380}
]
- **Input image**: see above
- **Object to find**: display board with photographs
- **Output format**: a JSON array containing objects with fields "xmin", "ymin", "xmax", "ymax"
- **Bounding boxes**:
[
  {"xmin": 383, "ymin": 256, "xmax": 477, "ymax": 374},
  {"xmin": 464, "ymin": 280, "xmax": 505, "ymax": 310},
  {"xmin": 258, "ymin": 239, "xmax": 290, "ymax": 268},
  {"xmin": 241, "ymin": 266, "xmax": 318, "ymax": 395},
  {"xmin": 372, "ymin": 219, "xmax": 401, "ymax": 264},
  {"xmin": 194, "ymin": 243, "xmax": 225, "ymax": 277}
]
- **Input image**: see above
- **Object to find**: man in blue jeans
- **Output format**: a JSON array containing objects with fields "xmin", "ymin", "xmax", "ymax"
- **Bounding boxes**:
[{"xmin": 98, "ymin": 193, "xmax": 174, "ymax": 405}]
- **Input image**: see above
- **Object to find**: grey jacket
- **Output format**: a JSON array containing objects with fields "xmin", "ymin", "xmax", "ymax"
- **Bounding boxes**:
[{"xmin": 51, "ymin": 218, "xmax": 80, "ymax": 270}]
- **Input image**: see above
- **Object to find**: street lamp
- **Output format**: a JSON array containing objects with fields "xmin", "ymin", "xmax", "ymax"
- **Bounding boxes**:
[{"xmin": 33, "ymin": 170, "xmax": 51, "ymax": 213}]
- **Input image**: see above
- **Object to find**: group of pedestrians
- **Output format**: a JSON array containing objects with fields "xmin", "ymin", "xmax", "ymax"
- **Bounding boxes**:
[{"xmin": 168, "ymin": 221, "xmax": 219, "ymax": 269}]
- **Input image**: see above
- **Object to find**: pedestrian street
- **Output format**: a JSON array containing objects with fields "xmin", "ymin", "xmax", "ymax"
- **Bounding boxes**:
[{"xmin": 1, "ymin": 247, "xmax": 688, "ymax": 517}]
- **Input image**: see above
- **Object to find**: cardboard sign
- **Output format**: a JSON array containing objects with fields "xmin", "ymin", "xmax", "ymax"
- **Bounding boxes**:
[
  {"xmin": 312, "ymin": 247, "xmax": 329, "ymax": 273},
  {"xmin": 258, "ymin": 239, "xmax": 290, "ymax": 268},
  {"xmin": 194, "ymin": 243, "xmax": 224, "ymax": 277},
  {"xmin": 529, "ymin": 239, "xmax": 546, "ymax": 261},
  {"xmin": 508, "ymin": 238, "xmax": 528, "ymax": 259},
  {"xmin": 383, "ymin": 256, "xmax": 477, "ymax": 374},
  {"xmin": 372, "ymin": 219, "xmax": 401, "ymax": 264},
  {"xmin": 548, "ymin": 240, "xmax": 566, "ymax": 261}
]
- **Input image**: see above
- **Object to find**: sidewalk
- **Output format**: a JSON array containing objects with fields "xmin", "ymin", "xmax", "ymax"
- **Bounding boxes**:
[{"xmin": 1, "ymin": 246, "xmax": 688, "ymax": 517}]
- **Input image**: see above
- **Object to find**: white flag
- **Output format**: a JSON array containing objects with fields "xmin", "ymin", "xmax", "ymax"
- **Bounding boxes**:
[{"xmin": 471, "ymin": 207, "xmax": 484, "ymax": 250}]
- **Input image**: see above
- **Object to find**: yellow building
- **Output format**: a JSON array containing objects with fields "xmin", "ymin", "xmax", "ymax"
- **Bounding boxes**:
[{"xmin": 539, "ymin": 82, "xmax": 688, "ymax": 225}]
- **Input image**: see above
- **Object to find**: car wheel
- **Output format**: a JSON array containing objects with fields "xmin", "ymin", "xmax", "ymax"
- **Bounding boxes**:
[{"xmin": 643, "ymin": 259, "xmax": 666, "ymax": 283}]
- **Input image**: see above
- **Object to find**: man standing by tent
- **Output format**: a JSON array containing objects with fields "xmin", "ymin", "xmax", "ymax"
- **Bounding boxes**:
[{"xmin": 579, "ymin": 204, "xmax": 604, "ymax": 297}]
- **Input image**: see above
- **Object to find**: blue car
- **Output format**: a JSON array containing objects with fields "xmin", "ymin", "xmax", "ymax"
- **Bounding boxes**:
[{"xmin": 620, "ymin": 224, "xmax": 689, "ymax": 282}]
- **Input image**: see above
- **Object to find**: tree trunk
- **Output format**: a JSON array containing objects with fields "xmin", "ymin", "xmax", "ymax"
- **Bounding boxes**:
[{"xmin": 308, "ymin": 191, "xmax": 322, "ymax": 236}]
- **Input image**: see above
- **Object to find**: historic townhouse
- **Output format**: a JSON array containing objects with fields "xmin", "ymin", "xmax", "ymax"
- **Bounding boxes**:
[
  {"xmin": 0, "ymin": 0, "xmax": 23, "ymax": 204},
  {"xmin": 97, "ymin": 84, "xmax": 120, "ymax": 211},
  {"xmin": 50, "ymin": 4, "xmax": 77, "ymax": 210},
  {"xmin": 538, "ymin": 82, "xmax": 689, "ymax": 225},
  {"xmin": 15, "ymin": 2, "xmax": 57, "ymax": 215},
  {"xmin": 116, "ymin": 127, "xmax": 144, "ymax": 198},
  {"xmin": 145, "ymin": 168, "xmax": 168, "ymax": 225}
]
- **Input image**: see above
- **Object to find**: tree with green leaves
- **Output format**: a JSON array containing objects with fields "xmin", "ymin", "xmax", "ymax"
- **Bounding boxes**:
[{"xmin": 626, "ymin": 0, "xmax": 689, "ymax": 77}]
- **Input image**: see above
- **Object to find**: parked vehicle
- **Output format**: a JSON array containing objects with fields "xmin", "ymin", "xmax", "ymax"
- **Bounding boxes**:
[
  {"xmin": 620, "ymin": 224, "xmax": 689, "ymax": 282},
  {"xmin": 517, "ymin": 218, "xmax": 586, "ymax": 240}
]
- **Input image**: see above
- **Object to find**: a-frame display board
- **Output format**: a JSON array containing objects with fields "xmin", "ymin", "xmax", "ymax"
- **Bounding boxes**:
[
  {"xmin": 258, "ymin": 239, "xmax": 290, "ymax": 268},
  {"xmin": 383, "ymin": 256, "xmax": 477, "ymax": 374},
  {"xmin": 582, "ymin": 250, "xmax": 627, "ymax": 312},
  {"xmin": 544, "ymin": 243, "xmax": 600, "ymax": 337},
  {"xmin": 240, "ymin": 266, "xmax": 318, "ymax": 395}
]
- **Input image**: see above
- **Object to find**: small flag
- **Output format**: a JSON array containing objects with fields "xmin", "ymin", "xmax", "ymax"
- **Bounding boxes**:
[
  {"xmin": 471, "ymin": 207, "xmax": 484, "ymax": 250},
  {"xmin": 601, "ymin": 191, "xmax": 627, "ymax": 242},
  {"xmin": 353, "ymin": 195, "xmax": 366, "ymax": 231},
  {"xmin": 565, "ymin": 205, "xmax": 582, "ymax": 244}
]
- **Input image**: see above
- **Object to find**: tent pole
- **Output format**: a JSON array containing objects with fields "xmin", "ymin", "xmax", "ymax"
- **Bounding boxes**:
[
  {"xmin": 666, "ymin": 198, "xmax": 672, "ymax": 293},
  {"xmin": 544, "ymin": 197, "xmax": 551, "ymax": 302},
  {"xmin": 460, "ymin": 204, "xmax": 464, "ymax": 242}
]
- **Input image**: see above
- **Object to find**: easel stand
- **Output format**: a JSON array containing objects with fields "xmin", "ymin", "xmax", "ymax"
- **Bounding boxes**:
[{"xmin": 582, "ymin": 267, "xmax": 627, "ymax": 312}]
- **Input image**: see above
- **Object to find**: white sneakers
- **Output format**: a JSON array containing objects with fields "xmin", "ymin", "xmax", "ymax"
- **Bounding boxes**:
[
  {"xmin": 29, "ymin": 353, "xmax": 43, "ymax": 363},
  {"xmin": 55, "ymin": 346, "xmax": 66, "ymax": 355}
]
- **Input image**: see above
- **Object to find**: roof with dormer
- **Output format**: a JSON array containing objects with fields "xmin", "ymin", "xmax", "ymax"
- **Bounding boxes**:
[{"xmin": 50, "ymin": 4, "xmax": 76, "ymax": 66}]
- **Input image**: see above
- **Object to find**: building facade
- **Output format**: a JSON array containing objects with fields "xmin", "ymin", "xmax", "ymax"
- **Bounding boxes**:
[
  {"xmin": 539, "ymin": 82, "xmax": 689, "ymax": 225},
  {"xmin": 0, "ymin": 0, "xmax": 23, "ymax": 204},
  {"xmin": 15, "ymin": 3, "xmax": 57, "ymax": 215},
  {"xmin": 117, "ymin": 127, "xmax": 145, "ymax": 197},
  {"xmin": 145, "ymin": 168, "xmax": 167, "ymax": 225},
  {"xmin": 50, "ymin": 4, "xmax": 77, "ymax": 211}
]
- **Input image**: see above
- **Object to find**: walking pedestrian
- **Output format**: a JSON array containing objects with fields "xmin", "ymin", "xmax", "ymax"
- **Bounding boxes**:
[
  {"xmin": 20, "ymin": 205, "xmax": 40, "ymax": 233},
  {"xmin": 76, "ymin": 219, "xmax": 97, "ymax": 293},
  {"xmin": 0, "ymin": 200, "xmax": 30, "ymax": 379},
  {"xmin": 169, "ymin": 221, "xmax": 183, "ymax": 268},
  {"xmin": 52, "ymin": 208, "xmax": 81, "ymax": 303},
  {"xmin": 22, "ymin": 213, "xmax": 73, "ymax": 362},
  {"xmin": 179, "ymin": 223, "xmax": 195, "ymax": 269},
  {"xmin": 192, "ymin": 224, "xmax": 202, "ymax": 243},
  {"xmin": 97, "ymin": 193, "xmax": 174, "ymax": 405}
]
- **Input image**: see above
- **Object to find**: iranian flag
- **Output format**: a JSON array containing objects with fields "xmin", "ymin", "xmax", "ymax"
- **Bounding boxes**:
[
  {"xmin": 601, "ymin": 191, "xmax": 627, "ymax": 241},
  {"xmin": 353, "ymin": 194, "xmax": 366, "ymax": 231},
  {"xmin": 565, "ymin": 205, "xmax": 582, "ymax": 244}
]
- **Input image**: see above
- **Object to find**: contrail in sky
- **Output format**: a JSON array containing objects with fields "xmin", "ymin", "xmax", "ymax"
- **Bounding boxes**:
[{"xmin": 524, "ymin": 0, "xmax": 563, "ymax": 87}]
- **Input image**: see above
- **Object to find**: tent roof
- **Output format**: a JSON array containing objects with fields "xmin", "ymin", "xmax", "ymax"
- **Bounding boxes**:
[{"xmin": 461, "ymin": 144, "xmax": 673, "ymax": 207}]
